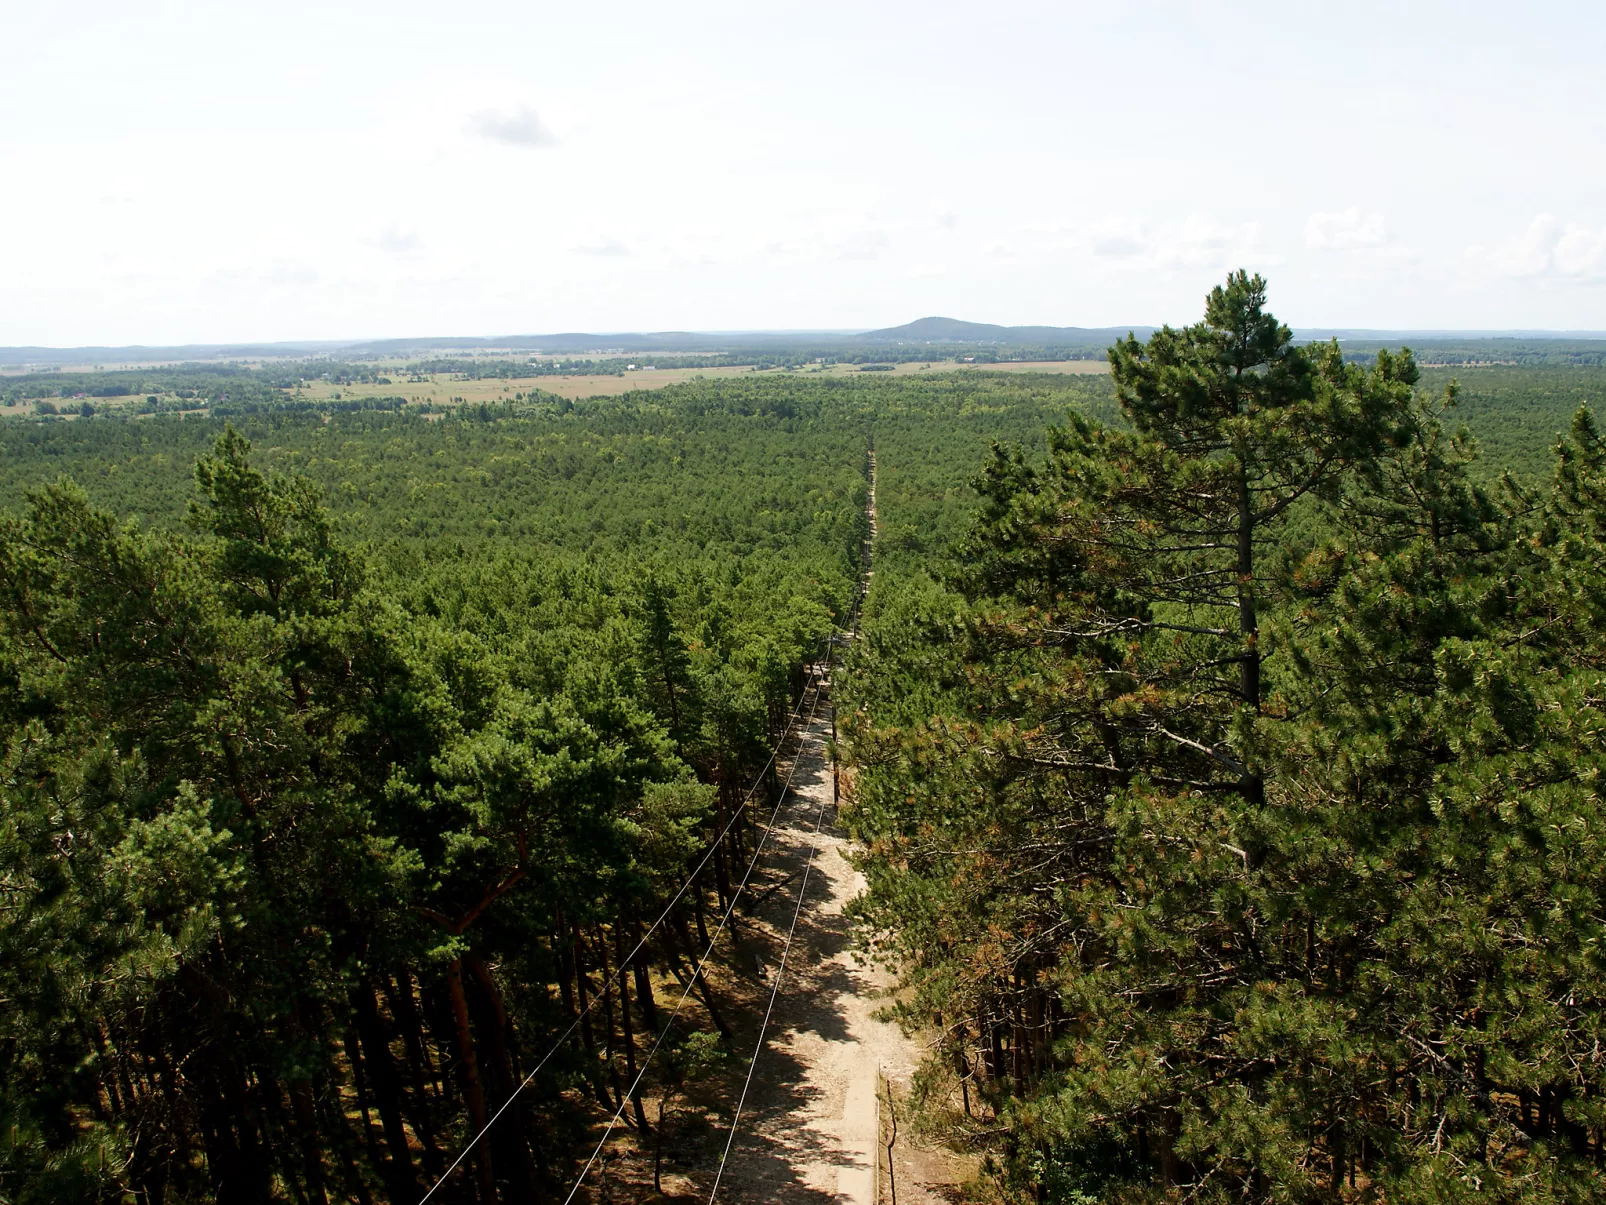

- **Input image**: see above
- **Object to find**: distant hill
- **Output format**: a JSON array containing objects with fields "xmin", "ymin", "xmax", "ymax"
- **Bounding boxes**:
[
  {"xmin": 857, "ymin": 316, "xmax": 1149, "ymax": 344},
  {"xmin": 0, "ymin": 341, "xmax": 352, "ymax": 368},
  {"xmin": 0, "ymin": 330, "xmax": 858, "ymax": 367}
]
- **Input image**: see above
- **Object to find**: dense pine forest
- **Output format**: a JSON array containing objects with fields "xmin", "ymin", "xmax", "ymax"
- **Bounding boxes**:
[
  {"xmin": 841, "ymin": 275, "xmax": 1606, "ymax": 1202},
  {"xmin": 0, "ymin": 375, "xmax": 1083, "ymax": 1203},
  {"xmin": 4, "ymin": 305, "xmax": 1606, "ymax": 1203}
]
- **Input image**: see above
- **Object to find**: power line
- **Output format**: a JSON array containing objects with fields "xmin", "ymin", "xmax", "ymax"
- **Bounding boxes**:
[
  {"xmin": 423, "ymin": 462, "xmax": 872, "ymax": 1202},
  {"xmin": 418, "ymin": 650, "xmax": 828, "ymax": 1205},
  {"xmin": 704, "ymin": 724, "xmax": 834, "ymax": 1203},
  {"xmin": 560, "ymin": 676, "xmax": 831, "ymax": 1203},
  {"xmin": 707, "ymin": 470, "xmax": 869, "ymax": 1200}
]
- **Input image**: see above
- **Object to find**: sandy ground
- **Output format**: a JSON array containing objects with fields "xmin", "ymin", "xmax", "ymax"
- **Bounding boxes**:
[
  {"xmin": 573, "ymin": 664, "xmax": 967, "ymax": 1205},
  {"xmin": 680, "ymin": 456, "xmax": 965, "ymax": 1204},
  {"xmin": 683, "ymin": 678, "xmax": 965, "ymax": 1205}
]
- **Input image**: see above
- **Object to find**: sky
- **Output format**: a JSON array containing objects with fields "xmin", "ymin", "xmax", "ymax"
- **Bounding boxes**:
[{"xmin": 3, "ymin": 0, "xmax": 1606, "ymax": 345}]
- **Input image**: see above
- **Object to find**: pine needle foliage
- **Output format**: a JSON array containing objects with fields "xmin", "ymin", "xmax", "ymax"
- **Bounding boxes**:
[{"xmin": 842, "ymin": 274, "xmax": 1606, "ymax": 1203}]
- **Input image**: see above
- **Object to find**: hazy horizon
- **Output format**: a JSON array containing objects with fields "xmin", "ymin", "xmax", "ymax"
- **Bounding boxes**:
[{"xmin": 9, "ymin": 317, "xmax": 1606, "ymax": 362}]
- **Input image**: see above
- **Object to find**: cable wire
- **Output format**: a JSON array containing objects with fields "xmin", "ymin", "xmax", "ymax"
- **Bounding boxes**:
[
  {"xmin": 558, "ymin": 676, "xmax": 831, "ymax": 1203},
  {"xmin": 417, "ymin": 650, "xmax": 828, "ymax": 1205},
  {"xmin": 704, "ymin": 731, "xmax": 834, "ymax": 1203},
  {"xmin": 706, "ymin": 496, "xmax": 866, "ymax": 1200},
  {"xmin": 704, "ymin": 458, "xmax": 869, "ymax": 1200}
]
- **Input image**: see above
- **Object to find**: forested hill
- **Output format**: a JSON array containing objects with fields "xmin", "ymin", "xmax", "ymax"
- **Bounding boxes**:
[{"xmin": 856, "ymin": 316, "xmax": 1149, "ymax": 345}]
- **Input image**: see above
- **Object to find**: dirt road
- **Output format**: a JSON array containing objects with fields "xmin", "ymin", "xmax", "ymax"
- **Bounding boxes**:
[
  {"xmin": 630, "ymin": 449, "xmax": 963, "ymax": 1204},
  {"xmin": 696, "ymin": 671, "xmax": 962, "ymax": 1205}
]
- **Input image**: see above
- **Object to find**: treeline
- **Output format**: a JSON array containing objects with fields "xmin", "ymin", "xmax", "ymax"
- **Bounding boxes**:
[
  {"xmin": 404, "ymin": 357, "xmax": 751, "ymax": 378},
  {"xmin": 0, "ymin": 349, "xmax": 1114, "ymax": 414},
  {"xmin": 842, "ymin": 273, "xmax": 1606, "ymax": 1202},
  {"xmin": 3, "ymin": 365, "xmax": 289, "ymax": 410},
  {"xmin": 402, "ymin": 350, "xmax": 1117, "ymax": 378},
  {"xmin": 1340, "ymin": 338, "xmax": 1606, "ymax": 368}
]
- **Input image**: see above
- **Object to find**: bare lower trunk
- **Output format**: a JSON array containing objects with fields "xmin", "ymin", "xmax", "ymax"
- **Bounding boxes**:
[
  {"xmin": 289, "ymin": 1079, "xmax": 330, "ymax": 1205},
  {"xmin": 465, "ymin": 954, "xmax": 541, "ymax": 1203},
  {"xmin": 1236, "ymin": 465, "xmax": 1266, "ymax": 810},
  {"xmin": 615, "ymin": 924, "xmax": 651, "ymax": 1133},
  {"xmin": 446, "ymin": 958, "xmax": 499, "ymax": 1205},
  {"xmin": 353, "ymin": 981, "xmax": 421, "ymax": 1202}
]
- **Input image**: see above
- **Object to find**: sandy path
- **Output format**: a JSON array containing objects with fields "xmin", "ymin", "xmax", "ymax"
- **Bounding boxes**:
[
  {"xmin": 699, "ymin": 671, "xmax": 960, "ymax": 1205},
  {"xmin": 661, "ymin": 452, "xmax": 963, "ymax": 1203}
]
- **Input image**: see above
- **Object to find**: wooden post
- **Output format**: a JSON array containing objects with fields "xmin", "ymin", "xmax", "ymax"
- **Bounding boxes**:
[
  {"xmin": 872, "ymin": 1067, "xmax": 882, "ymax": 1205},
  {"xmin": 884, "ymin": 1074, "xmax": 898, "ymax": 1205}
]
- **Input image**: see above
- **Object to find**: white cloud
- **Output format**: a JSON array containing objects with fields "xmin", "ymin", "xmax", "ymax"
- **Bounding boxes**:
[
  {"xmin": 1169, "ymin": 216, "xmax": 1265, "ymax": 269},
  {"xmin": 574, "ymin": 237, "xmax": 630, "ymax": 257},
  {"xmin": 466, "ymin": 105, "xmax": 559, "ymax": 148},
  {"xmin": 1086, "ymin": 219, "xmax": 1147, "ymax": 259},
  {"xmin": 1478, "ymin": 215, "xmax": 1606, "ymax": 283},
  {"xmin": 204, "ymin": 259, "xmax": 320, "ymax": 289},
  {"xmin": 832, "ymin": 228, "xmax": 889, "ymax": 261},
  {"xmin": 756, "ymin": 213, "xmax": 892, "ymax": 265},
  {"xmin": 1058, "ymin": 215, "xmax": 1265, "ymax": 272},
  {"xmin": 1306, "ymin": 207, "xmax": 1388, "ymax": 249},
  {"xmin": 374, "ymin": 227, "xmax": 423, "ymax": 255}
]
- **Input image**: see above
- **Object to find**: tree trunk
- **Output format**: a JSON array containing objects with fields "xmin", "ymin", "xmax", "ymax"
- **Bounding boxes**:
[
  {"xmin": 1236, "ymin": 464, "xmax": 1266, "ymax": 809},
  {"xmin": 289, "ymin": 1078, "xmax": 331, "ymax": 1205},
  {"xmin": 352, "ymin": 981, "xmax": 421, "ymax": 1202},
  {"xmin": 591, "ymin": 923, "xmax": 630, "ymax": 1120},
  {"xmin": 446, "ymin": 958, "xmax": 499, "ymax": 1205},
  {"xmin": 321, "ymin": 1093, "xmax": 376, "ymax": 1205},
  {"xmin": 691, "ymin": 884, "xmax": 712, "ymax": 948},
  {"xmin": 385, "ymin": 969, "xmax": 448, "ymax": 1180},
  {"xmin": 654, "ymin": 1100, "xmax": 675, "ymax": 1195},
  {"xmin": 1329, "ymin": 1120, "xmax": 1345, "ymax": 1201},
  {"xmin": 631, "ymin": 915, "xmax": 659, "ymax": 1031},
  {"xmin": 344, "ymin": 1025, "xmax": 387, "ymax": 1175},
  {"xmin": 663, "ymin": 919, "xmax": 732, "ymax": 1040},
  {"xmin": 570, "ymin": 928, "xmax": 611, "ymax": 1108},
  {"xmin": 614, "ymin": 923, "xmax": 652, "ymax": 1133},
  {"xmin": 465, "ymin": 955, "xmax": 541, "ymax": 1204}
]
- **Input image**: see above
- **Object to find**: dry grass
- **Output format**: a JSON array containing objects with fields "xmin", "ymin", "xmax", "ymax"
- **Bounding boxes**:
[{"xmin": 292, "ymin": 359, "xmax": 1111, "ymax": 406}]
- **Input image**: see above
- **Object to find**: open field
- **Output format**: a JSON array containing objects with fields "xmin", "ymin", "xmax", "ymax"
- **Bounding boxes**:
[
  {"xmin": 2, "ymin": 358, "xmax": 1113, "ymax": 415},
  {"xmin": 284, "ymin": 357, "xmax": 1115, "ymax": 405}
]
